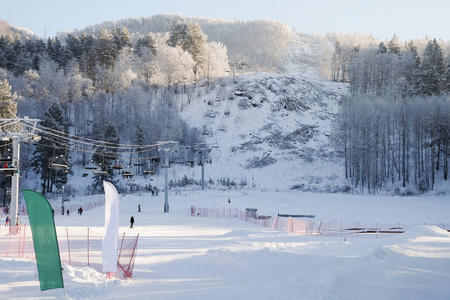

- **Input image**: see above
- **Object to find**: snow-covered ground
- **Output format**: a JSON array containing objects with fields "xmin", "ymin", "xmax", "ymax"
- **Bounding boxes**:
[{"xmin": 1, "ymin": 189, "xmax": 450, "ymax": 299}]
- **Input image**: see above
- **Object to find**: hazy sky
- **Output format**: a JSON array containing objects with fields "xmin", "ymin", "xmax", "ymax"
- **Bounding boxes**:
[{"xmin": 1, "ymin": 0, "xmax": 449, "ymax": 41}]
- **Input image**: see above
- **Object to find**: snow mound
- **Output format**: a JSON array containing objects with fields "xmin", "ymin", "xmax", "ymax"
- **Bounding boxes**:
[
  {"xmin": 402, "ymin": 225, "xmax": 450, "ymax": 239},
  {"xmin": 373, "ymin": 225, "xmax": 450, "ymax": 263}
]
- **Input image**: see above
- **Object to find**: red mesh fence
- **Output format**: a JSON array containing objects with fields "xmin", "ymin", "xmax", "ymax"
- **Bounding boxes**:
[
  {"xmin": 0, "ymin": 225, "xmax": 138, "ymax": 279},
  {"xmin": 116, "ymin": 233, "xmax": 139, "ymax": 279},
  {"xmin": 190, "ymin": 206, "xmax": 449, "ymax": 237}
]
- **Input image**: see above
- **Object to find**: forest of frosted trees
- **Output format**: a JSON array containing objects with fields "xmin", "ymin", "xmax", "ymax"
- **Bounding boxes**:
[
  {"xmin": 1, "ymin": 13, "xmax": 450, "ymax": 194},
  {"xmin": 0, "ymin": 18, "xmax": 235, "ymax": 194},
  {"xmin": 0, "ymin": 16, "xmax": 291, "ymax": 195},
  {"xmin": 333, "ymin": 35, "xmax": 450, "ymax": 193}
]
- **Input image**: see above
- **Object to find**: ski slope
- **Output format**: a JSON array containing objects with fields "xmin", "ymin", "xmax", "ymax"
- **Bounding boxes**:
[{"xmin": 1, "ymin": 190, "xmax": 450, "ymax": 299}]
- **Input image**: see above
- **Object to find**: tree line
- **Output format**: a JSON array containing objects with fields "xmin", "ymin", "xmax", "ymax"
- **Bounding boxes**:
[
  {"xmin": 0, "ymin": 20, "xmax": 230, "ymax": 194},
  {"xmin": 334, "ymin": 35, "xmax": 450, "ymax": 193}
]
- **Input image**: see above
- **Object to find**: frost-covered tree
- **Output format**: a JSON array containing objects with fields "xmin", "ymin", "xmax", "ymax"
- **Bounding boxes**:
[
  {"xmin": 135, "ymin": 33, "xmax": 157, "ymax": 57},
  {"xmin": 154, "ymin": 43, "xmax": 195, "ymax": 87},
  {"xmin": 200, "ymin": 42, "xmax": 229, "ymax": 84},
  {"xmin": 113, "ymin": 27, "xmax": 131, "ymax": 53},
  {"xmin": 388, "ymin": 34, "xmax": 401, "ymax": 55},
  {"xmin": 167, "ymin": 21, "xmax": 206, "ymax": 77},
  {"xmin": 415, "ymin": 39, "xmax": 445, "ymax": 96},
  {"xmin": 0, "ymin": 78, "xmax": 17, "ymax": 118}
]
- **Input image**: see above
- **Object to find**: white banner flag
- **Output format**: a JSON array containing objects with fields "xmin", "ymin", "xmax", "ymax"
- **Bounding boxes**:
[{"xmin": 102, "ymin": 181, "xmax": 119, "ymax": 273}]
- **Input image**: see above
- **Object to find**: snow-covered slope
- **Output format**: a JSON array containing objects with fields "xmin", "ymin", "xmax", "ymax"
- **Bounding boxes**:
[{"xmin": 178, "ymin": 73, "xmax": 348, "ymax": 191}]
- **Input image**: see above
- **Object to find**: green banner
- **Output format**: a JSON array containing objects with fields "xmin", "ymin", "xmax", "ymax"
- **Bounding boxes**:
[{"xmin": 22, "ymin": 189, "xmax": 64, "ymax": 291}]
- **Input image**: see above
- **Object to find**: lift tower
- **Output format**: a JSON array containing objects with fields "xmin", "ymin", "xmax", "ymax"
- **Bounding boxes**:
[{"xmin": 0, "ymin": 117, "xmax": 40, "ymax": 233}]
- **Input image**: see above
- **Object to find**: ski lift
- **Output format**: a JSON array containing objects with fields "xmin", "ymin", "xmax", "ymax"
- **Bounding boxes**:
[
  {"xmin": 93, "ymin": 163, "xmax": 108, "ymax": 175},
  {"xmin": 113, "ymin": 160, "xmax": 123, "ymax": 170},
  {"xmin": 218, "ymin": 123, "xmax": 226, "ymax": 131},
  {"xmin": 186, "ymin": 158, "xmax": 194, "ymax": 168},
  {"xmin": 93, "ymin": 154, "xmax": 108, "ymax": 175},
  {"xmin": 49, "ymin": 155, "xmax": 69, "ymax": 170},
  {"xmin": 212, "ymin": 141, "xmax": 219, "ymax": 149},
  {"xmin": 48, "ymin": 148, "xmax": 69, "ymax": 171},
  {"xmin": 150, "ymin": 156, "xmax": 160, "ymax": 163},
  {"xmin": 122, "ymin": 166, "xmax": 134, "ymax": 179},
  {"xmin": 144, "ymin": 168, "xmax": 155, "ymax": 175},
  {"xmin": 84, "ymin": 160, "xmax": 98, "ymax": 170},
  {"xmin": 174, "ymin": 153, "xmax": 185, "ymax": 164},
  {"xmin": 0, "ymin": 158, "xmax": 17, "ymax": 173}
]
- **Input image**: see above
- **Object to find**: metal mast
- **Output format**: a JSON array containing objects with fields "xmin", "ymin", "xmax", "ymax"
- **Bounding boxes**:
[{"xmin": 0, "ymin": 117, "xmax": 40, "ymax": 234}]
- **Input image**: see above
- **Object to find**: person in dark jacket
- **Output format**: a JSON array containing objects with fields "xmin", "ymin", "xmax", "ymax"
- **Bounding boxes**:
[{"xmin": 130, "ymin": 216, "xmax": 134, "ymax": 228}]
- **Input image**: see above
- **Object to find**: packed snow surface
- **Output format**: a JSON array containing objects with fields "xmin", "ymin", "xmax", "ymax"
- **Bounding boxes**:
[{"xmin": 1, "ymin": 190, "xmax": 450, "ymax": 300}]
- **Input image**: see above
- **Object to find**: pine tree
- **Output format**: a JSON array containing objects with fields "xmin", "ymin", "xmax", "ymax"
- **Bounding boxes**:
[
  {"xmin": 91, "ymin": 122, "xmax": 119, "ymax": 192},
  {"xmin": 97, "ymin": 29, "xmax": 116, "ymax": 68},
  {"xmin": 135, "ymin": 34, "xmax": 157, "ymax": 57},
  {"xmin": 134, "ymin": 124, "xmax": 146, "ymax": 174},
  {"xmin": 388, "ymin": 34, "xmax": 401, "ymax": 55},
  {"xmin": 378, "ymin": 42, "xmax": 388, "ymax": 54},
  {"xmin": 31, "ymin": 103, "xmax": 70, "ymax": 195},
  {"xmin": 113, "ymin": 27, "xmax": 131, "ymax": 53},
  {"xmin": 416, "ymin": 39, "xmax": 445, "ymax": 96},
  {"xmin": 443, "ymin": 61, "xmax": 450, "ymax": 94}
]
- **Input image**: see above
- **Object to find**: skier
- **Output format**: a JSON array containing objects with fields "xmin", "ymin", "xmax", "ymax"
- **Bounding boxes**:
[
  {"xmin": 138, "ymin": 204, "xmax": 141, "ymax": 212},
  {"xmin": 130, "ymin": 216, "xmax": 134, "ymax": 228}
]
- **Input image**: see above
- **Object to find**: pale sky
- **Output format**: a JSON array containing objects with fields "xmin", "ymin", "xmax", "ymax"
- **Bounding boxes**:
[{"xmin": 1, "ymin": 0, "xmax": 449, "ymax": 41}]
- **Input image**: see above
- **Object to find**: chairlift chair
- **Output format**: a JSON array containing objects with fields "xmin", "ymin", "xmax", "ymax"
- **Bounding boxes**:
[
  {"xmin": 49, "ymin": 156, "xmax": 69, "ymax": 170},
  {"xmin": 84, "ymin": 160, "xmax": 98, "ymax": 170},
  {"xmin": 93, "ymin": 164, "xmax": 108, "ymax": 175},
  {"xmin": 122, "ymin": 166, "xmax": 134, "ymax": 179},
  {"xmin": 144, "ymin": 168, "xmax": 155, "ymax": 175},
  {"xmin": 113, "ymin": 161, "xmax": 123, "ymax": 170},
  {"xmin": 150, "ymin": 156, "xmax": 160, "ymax": 163},
  {"xmin": 0, "ymin": 158, "xmax": 18, "ymax": 175},
  {"xmin": 93, "ymin": 154, "xmax": 108, "ymax": 175}
]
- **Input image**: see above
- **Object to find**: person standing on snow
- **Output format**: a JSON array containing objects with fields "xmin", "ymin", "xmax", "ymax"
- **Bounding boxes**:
[{"xmin": 130, "ymin": 216, "xmax": 135, "ymax": 228}]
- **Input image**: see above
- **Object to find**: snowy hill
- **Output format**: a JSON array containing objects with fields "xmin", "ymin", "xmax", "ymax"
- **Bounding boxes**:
[
  {"xmin": 24, "ymin": 72, "xmax": 348, "ymax": 197},
  {"xmin": 176, "ymin": 73, "xmax": 348, "ymax": 191}
]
